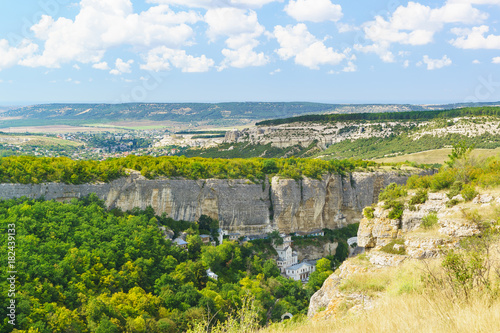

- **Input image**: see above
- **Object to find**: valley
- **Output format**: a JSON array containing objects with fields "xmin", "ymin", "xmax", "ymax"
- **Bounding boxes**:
[{"xmin": 1, "ymin": 104, "xmax": 500, "ymax": 333}]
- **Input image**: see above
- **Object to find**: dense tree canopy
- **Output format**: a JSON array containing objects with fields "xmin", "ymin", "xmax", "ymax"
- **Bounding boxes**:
[
  {"xmin": 0, "ymin": 155, "xmax": 376, "ymax": 185},
  {"xmin": 1, "ymin": 196, "xmax": 349, "ymax": 333}
]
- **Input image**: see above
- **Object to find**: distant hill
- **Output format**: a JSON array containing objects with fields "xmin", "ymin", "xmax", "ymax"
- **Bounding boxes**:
[{"xmin": 2, "ymin": 101, "xmax": 499, "ymax": 127}]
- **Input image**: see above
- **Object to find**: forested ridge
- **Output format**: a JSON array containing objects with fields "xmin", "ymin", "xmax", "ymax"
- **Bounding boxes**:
[
  {"xmin": 0, "ymin": 196, "xmax": 357, "ymax": 332},
  {"xmin": 256, "ymin": 106, "xmax": 500, "ymax": 126},
  {"xmin": 0, "ymin": 155, "xmax": 376, "ymax": 185}
]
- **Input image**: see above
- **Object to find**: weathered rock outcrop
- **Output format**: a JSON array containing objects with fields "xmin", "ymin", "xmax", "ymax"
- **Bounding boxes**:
[
  {"xmin": 308, "ymin": 258, "xmax": 379, "ymax": 319},
  {"xmin": 0, "ymin": 170, "xmax": 430, "ymax": 235},
  {"xmin": 295, "ymin": 242, "xmax": 338, "ymax": 262},
  {"xmin": 308, "ymin": 188, "xmax": 498, "ymax": 321},
  {"xmin": 357, "ymin": 191, "xmax": 483, "ymax": 258}
]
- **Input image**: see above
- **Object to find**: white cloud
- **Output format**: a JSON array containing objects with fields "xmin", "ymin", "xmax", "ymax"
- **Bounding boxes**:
[
  {"xmin": 337, "ymin": 22, "xmax": 358, "ymax": 33},
  {"xmin": 492, "ymin": 56, "xmax": 500, "ymax": 63},
  {"xmin": 285, "ymin": 0, "xmax": 343, "ymax": 23},
  {"xmin": 0, "ymin": 39, "xmax": 38, "ymax": 71},
  {"xmin": 20, "ymin": 0, "xmax": 201, "ymax": 68},
  {"xmin": 403, "ymin": 60, "xmax": 410, "ymax": 68},
  {"xmin": 359, "ymin": 0, "xmax": 488, "ymax": 61},
  {"xmin": 73, "ymin": 64, "xmax": 81, "ymax": 70},
  {"xmin": 354, "ymin": 41, "xmax": 395, "ymax": 63},
  {"xmin": 205, "ymin": 7, "xmax": 269, "ymax": 69},
  {"xmin": 270, "ymin": 68, "xmax": 281, "ymax": 75},
  {"xmin": 109, "ymin": 58, "xmax": 133, "ymax": 75},
  {"xmin": 420, "ymin": 55, "xmax": 452, "ymax": 70},
  {"xmin": 473, "ymin": 59, "xmax": 481, "ymax": 64},
  {"xmin": 140, "ymin": 46, "xmax": 214, "ymax": 72},
  {"xmin": 220, "ymin": 45, "xmax": 268, "ymax": 69},
  {"xmin": 146, "ymin": 0, "xmax": 282, "ymax": 9},
  {"xmin": 205, "ymin": 8, "xmax": 264, "ymax": 41},
  {"xmin": 92, "ymin": 61, "xmax": 110, "ymax": 70},
  {"xmin": 450, "ymin": 25, "xmax": 500, "ymax": 49},
  {"xmin": 342, "ymin": 61, "xmax": 356, "ymax": 72},
  {"xmin": 274, "ymin": 24, "xmax": 346, "ymax": 69}
]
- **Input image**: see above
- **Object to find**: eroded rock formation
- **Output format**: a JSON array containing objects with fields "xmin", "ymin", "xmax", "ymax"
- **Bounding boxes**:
[{"xmin": 0, "ymin": 170, "xmax": 430, "ymax": 235}]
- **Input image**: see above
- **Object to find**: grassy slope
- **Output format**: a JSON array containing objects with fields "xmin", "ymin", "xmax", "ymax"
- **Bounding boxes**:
[{"xmin": 374, "ymin": 147, "xmax": 500, "ymax": 164}]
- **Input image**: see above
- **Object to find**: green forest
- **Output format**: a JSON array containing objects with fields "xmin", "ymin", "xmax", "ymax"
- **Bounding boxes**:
[
  {"xmin": 0, "ymin": 196, "xmax": 356, "ymax": 333},
  {"xmin": 0, "ymin": 155, "xmax": 376, "ymax": 185},
  {"xmin": 256, "ymin": 106, "xmax": 500, "ymax": 126}
]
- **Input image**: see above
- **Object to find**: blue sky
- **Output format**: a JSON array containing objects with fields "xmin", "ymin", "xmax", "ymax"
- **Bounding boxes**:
[{"xmin": 0, "ymin": 0, "xmax": 499, "ymax": 105}]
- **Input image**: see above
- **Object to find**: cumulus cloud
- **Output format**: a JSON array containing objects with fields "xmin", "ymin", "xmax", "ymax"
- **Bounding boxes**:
[
  {"xmin": 450, "ymin": 25, "xmax": 500, "ymax": 49},
  {"xmin": 492, "ymin": 56, "xmax": 500, "ymax": 63},
  {"xmin": 418, "ymin": 55, "xmax": 452, "ymax": 70},
  {"xmin": 0, "ymin": 39, "xmax": 38, "ymax": 71},
  {"xmin": 342, "ymin": 61, "xmax": 357, "ymax": 72},
  {"xmin": 274, "ymin": 23, "xmax": 346, "ymax": 69},
  {"xmin": 285, "ymin": 0, "xmax": 343, "ymax": 23},
  {"xmin": 205, "ymin": 7, "xmax": 269, "ymax": 69},
  {"xmin": 359, "ymin": 0, "xmax": 488, "ymax": 61},
  {"xmin": 140, "ymin": 46, "xmax": 214, "ymax": 72},
  {"xmin": 92, "ymin": 61, "xmax": 110, "ymax": 70},
  {"xmin": 20, "ymin": 0, "xmax": 201, "ymax": 68},
  {"xmin": 354, "ymin": 42, "xmax": 395, "ymax": 63},
  {"xmin": 109, "ymin": 58, "xmax": 133, "ymax": 75}
]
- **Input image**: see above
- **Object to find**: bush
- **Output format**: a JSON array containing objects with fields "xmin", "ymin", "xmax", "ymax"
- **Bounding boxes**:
[
  {"xmin": 380, "ymin": 239, "xmax": 406, "ymax": 255},
  {"xmin": 421, "ymin": 212, "xmax": 439, "ymax": 229},
  {"xmin": 384, "ymin": 200, "xmax": 404, "ymax": 220},
  {"xmin": 409, "ymin": 188, "xmax": 428, "ymax": 205},
  {"xmin": 429, "ymin": 168, "xmax": 457, "ymax": 191},
  {"xmin": 461, "ymin": 184, "xmax": 478, "ymax": 202},
  {"xmin": 446, "ymin": 199, "xmax": 460, "ymax": 208},
  {"xmin": 363, "ymin": 206, "xmax": 375, "ymax": 220},
  {"xmin": 379, "ymin": 183, "xmax": 407, "ymax": 202},
  {"xmin": 446, "ymin": 181, "xmax": 464, "ymax": 199}
]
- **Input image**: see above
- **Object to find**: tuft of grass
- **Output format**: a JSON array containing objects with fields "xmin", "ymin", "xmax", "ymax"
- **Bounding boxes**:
[
  {"xmin": 421, "ymin": 212, "xmax": 439, "ymax": 229},
  {"xmin": 339, "ymin": 270, "xmax": 392, "ymax": 296},
  {"xmin": 363, "ymin": 206, "xmax": 375, "ymax": 220},
  {"xmin": 380, "ymin": 239, "xmax": 406, "ymax": 255}
]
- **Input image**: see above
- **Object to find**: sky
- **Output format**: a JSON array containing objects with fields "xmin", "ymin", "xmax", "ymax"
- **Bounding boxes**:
[{"xmin": 0, "ymin": 0, "xmax": 500, "ymax": 105}]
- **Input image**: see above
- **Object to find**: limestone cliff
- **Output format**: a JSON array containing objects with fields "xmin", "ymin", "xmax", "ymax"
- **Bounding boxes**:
[
  {"xmin": 308, "ymin": 188, "xmax": 498, "ymax": 319},
  {"xmin": 0, "ymin": 170, "xmax": 429, "ymax": 235}
]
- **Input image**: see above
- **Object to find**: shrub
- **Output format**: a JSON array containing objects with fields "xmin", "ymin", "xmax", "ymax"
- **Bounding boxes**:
[
  {"xmin": 363, "ymin": 206, "xmax": 375, "ymax": 220},
  {"xmin": 429, "ymin": 169, "xmax": 456, "ymax": 191},
  {"xmin": 384, "ymin": 200, "xmax": 404, "ymax": 220},
  {"xmin": 461, "ymin": 184, "xmax": 478, "ymax": 201},
  {"xmin": 379, "ymin": 183, "xmax": 407, "ymax": 202},
  {"xmin": 421, "ymin": 212, "xmax": 439, "ymax": 229},
  {"xmin": 446, "ymin": 199, "xmax": 460, "ymax": 208},
  {"xmin": 409, "ymin": 188, "xmax": 428, "ymax": 205},
  {"xmin": 380, "ymin": 239, "xmax": 406, "ymax": 255},
  {"xmin": 406, "ymin": 174, "xmax": 431, "ymax": 189},
  {"xmin": 446, "ymin": 181, "xmax": 464, "ymax": 199}
]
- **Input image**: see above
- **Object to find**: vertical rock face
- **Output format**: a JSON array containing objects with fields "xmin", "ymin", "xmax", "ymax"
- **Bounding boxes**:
[
  {"xmin": 0, "ymin": 170, "xmax": 430, "ymax": 235},
  {"xmin": 270, "ymin": 172, "xmax": 425, "ymax": 234}
]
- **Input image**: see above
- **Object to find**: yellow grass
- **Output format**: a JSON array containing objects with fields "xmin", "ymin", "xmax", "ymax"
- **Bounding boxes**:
[
  {"xmin": 261, "ymin": 244, "xmax": 500, "ymax": 333},
  {"xmin": 374, "ymin": 148, "xmax": 500, "ymax": 164}
]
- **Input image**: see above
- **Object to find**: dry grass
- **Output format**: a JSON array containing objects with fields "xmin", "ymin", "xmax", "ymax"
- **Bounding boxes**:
[
  {"xmin": 374, "ymin": 148, "xmax": 500, "ymax": 165},
  {"xmin": 262, "ymin": 244, "xmax": 500, "ymax": 333},
  {"xmin": 265, "ymin": 295, "xmax": 500, "ymax": 333}
]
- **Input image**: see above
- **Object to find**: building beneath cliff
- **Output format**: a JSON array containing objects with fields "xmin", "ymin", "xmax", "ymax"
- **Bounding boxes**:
[
  {"xmin": 286, "ymin": 262, "xmax": 315, "ymax": 281},
  {"xmin": 275, "ymin": 234, "xmax": 298, "ymax": 273}
]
